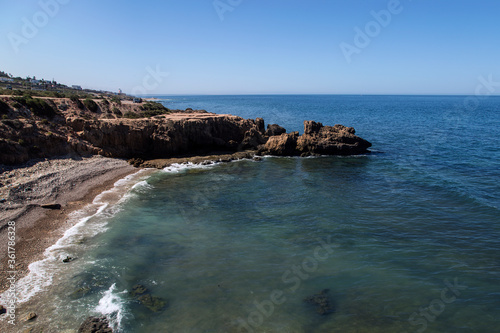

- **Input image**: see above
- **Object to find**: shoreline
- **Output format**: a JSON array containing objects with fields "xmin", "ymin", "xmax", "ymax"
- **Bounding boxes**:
[{"xmin": 0, "ymin": 156, "xmax": 137, "ymax": 297}]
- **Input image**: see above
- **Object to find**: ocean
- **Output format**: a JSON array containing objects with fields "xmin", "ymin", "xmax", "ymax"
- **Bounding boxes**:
[{"xmin": 11, "ymin": 95, "xmax": 500, "ymax": 332}]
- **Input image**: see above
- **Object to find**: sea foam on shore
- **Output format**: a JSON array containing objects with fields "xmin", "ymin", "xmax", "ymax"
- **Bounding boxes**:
[{"xmin": 0, "ymin": 169, "xmax": 151, "ymax": 306}]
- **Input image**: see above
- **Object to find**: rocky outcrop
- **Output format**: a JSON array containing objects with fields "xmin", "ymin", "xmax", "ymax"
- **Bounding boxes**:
[
  {"xmin": 78, "ymin": 316, "xmax": 113, "ymax": 333},
  {"xmin": 265, "ymin": 124, "xmax": 286, "ymax": 137},
  {"xmin": 260, "ymin": 121, "xmax": 371, "ymax": 156},
  {"xmin": 0, "ymin": 97, "xmax": 371, "ymax": 165}
]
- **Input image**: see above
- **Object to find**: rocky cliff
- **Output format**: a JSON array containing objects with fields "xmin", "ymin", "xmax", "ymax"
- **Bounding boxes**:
[{"xmin": 0, "ymin": 96, "xmax": 371, "ymax": 166}]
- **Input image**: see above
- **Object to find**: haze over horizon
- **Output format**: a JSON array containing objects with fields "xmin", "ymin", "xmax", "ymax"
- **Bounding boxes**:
[{"xmin": 1, "ymin": 0, "xmax": 499, "ymax": 95}]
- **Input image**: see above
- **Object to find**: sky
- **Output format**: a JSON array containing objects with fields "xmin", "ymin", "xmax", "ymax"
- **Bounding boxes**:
[{"xmin": 1, "ymin": 0, "xmax": 499, "ymax": 95}]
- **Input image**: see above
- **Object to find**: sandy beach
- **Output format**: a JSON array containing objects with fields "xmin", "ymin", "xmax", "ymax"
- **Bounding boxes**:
[{"xmin": 0, "ymin": 156, "xmax": 137, "ymax": 296}]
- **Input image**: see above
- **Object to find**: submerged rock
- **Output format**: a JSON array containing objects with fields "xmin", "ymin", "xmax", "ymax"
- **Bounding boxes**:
[
  {"xmin": 137, "ymin": 294, "xmax": 167, "ymax": 312},
  {"xmin": 78, "ymin": 316, "xmax": 113, "ymax": 333},
  {"xmin": 130, "ymin": 284, "xmax": 148, "ymax": 297},
  {"xmin": 130, "ymin": 284, "xmax": 168, "ymax": 312},
  {"xmin": 304, "ymin": 289, "xmax": 335, "ymax": 315}
]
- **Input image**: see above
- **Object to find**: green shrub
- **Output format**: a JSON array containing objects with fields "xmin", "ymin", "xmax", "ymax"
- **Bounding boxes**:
[
  {"xmin": 112, "ymin": 107, "xmax": 122, "ymax": 116},
  {"xmin": 18, "ymin": 139, "xmax": 25, "ymax": 145},
  {"xmin": 123, "ymin": 111, "xmax": 140, "ymax": 119},
  {"xmin": 102, "ymin": 98, "xmax": 109, "ymax": 105},
  {"xmin": 83, "ymin": 98, "xmax": 99, "ymax": 113},
  {"xmin": 12, "ymin": 102, "xmax": 23, "ymax": 109},
  {"xmin": 69, "ymin": 95, "xmax": 84, "ymax": 109},
  {"xmin": 140, "ymin": 102, "xmax": 170, "ymax": 118},
  {"xmin": 110, "ymin": 96, "xmax": 122, "ymax": 105},
  {"xmin": 13, "ymin": 96, "xmax": 57, "ymax": 118}
]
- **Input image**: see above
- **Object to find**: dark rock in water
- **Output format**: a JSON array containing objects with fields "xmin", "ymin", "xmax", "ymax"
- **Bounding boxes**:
[
  {"xmin": 70, "ymin": 286, "xmax": 93, "ymax": 299},
  {"xmin": 265, "ymin": 124, "xmax": 287, "ymax": 137},
  {"xmin": 130, "ymin": 284, "xmax": 148, "ymax": 297},
  {"xmin": 137, "ymin": 294, "xmax": 167, "ymax": 312},
  {"xmin": 304, "ymin": 289, "xmax": 334, "ymax": 315},
  {"xmin": 253, "ymin": 156, "xmax": 263, "ymax": 162},
  {"xmin": 40, "ymin": 203, "xmax": 61, "ymax": 210},
  {"xmin": 297, "ymin": 121, "xmax": 371, "ymax": 156},
  {"xmin": 63, "ymin": 256, "xmax": 76, "ymax": 263},
  {"xmin": 130, "ymin": 284, "xmax": 167, "ymax": 312},
  {"xmin": 69, "ymin": 271, "xmax": 109, "ymax": 300},
  {"xmin": 78, "ymin": 316, "xmax": 113, "ymax": 333}
]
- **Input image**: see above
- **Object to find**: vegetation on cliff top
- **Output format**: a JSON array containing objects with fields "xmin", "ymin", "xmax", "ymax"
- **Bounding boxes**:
[{"xmin": 12, "ymin": 96, "xmax": 57, "ymax": 118}]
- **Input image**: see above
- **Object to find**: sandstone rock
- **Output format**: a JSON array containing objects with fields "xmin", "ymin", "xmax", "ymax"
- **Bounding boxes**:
[
  {"xmin": 256, "ymin": 117, "xmax": 265, "ymax": 134},
  {"xmin": 78, "ymin": 316, "xmax": 113, "ymax": 333},
  {"xmin": 297, "ymin": 121, "xmax": 371, "ymax": 156},
  {"xmin": 240, "ymin": 128, "xmax": 266, "ymax": 150},
  {"xmin": 260, "ymin": 121, "xmax": 371, "ymax": 156},
  {"xmin": 265, "ymin": 124, "xmax": 287, "ymax": 137},
  {"xmin": 262, "ymin": 132, "xmax": 299, "ymax": 156}
]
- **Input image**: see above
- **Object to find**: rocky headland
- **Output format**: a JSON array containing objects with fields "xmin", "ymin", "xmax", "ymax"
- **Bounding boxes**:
[{"xmin": 0, "ymin": 96, "xmax": 371, "ymax": 167}]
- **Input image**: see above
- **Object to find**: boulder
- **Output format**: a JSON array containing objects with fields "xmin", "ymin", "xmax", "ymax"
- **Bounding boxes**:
[
  {"xmin": 239, "ymin": 128, "xmax": 267, "ymax": 150},
  {"xmin": 78, "ymin": 316, "xmax": 113, "ymax": 333},
  {"xmin": 265, "ymin": 124, "xmax": 287, "ymax": 137},
  {"xmin": 297, "ymin": 121, "xmax": 371, "ymax": 156},
  {"xmin": 261, "ymin": 132, "xmax": 299, "ymax": 156}
]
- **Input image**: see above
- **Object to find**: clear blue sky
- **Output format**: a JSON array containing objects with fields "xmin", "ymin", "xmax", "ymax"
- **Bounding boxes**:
[{"xmin": 1, "ymin": 0, "xmax": 499, "ymax": 95}]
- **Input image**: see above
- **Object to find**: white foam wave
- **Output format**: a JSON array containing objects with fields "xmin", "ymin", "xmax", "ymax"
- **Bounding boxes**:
[
  {"xmin": 131, "ymin": 180, "xmax": 154, "ymax": 193},
  {"xmin": 95, "ymin": 283, "xmax": 128, "ymax": 332},
  {"xmin": 162, "ymin": 161, "xmax": 220, "ymax": 173},
  {"xmin": 0, "ymin": 169, "xmax": 150, "ymax": 306}
]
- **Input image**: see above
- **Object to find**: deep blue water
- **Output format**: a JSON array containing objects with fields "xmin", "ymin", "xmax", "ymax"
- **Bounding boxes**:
[{"xmin": 19, "ymin": 95, "xmax": 500, "ymax": 332}]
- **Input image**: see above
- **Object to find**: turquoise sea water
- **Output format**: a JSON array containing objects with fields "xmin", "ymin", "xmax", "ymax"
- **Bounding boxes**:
[{"xmin": 15, "ymin": 95, "xmax": 500, "ymax": 332}]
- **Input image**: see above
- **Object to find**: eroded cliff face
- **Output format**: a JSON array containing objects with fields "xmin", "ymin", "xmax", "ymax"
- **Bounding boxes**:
[
  {"xmin": 0, "ymin": 97, "xmax": 372, "ymax": 166},
  {"xmin": 65, "ymin": 114, "xmax": 264, "ymax": 159}
]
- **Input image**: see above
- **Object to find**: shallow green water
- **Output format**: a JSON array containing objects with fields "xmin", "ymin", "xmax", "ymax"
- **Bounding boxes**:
[{"xmin": 30, "ymin": 155, "xmax": 499, "ymax": 332}]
